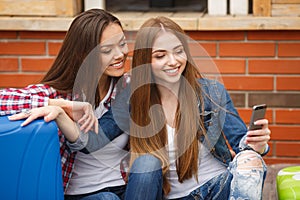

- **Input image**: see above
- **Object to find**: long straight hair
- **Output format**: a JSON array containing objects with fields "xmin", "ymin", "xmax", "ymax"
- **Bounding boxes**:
[
  {"xmin": 41, "ymin": 9, "xmax": 122, "ymax": 107},
  {"xmin": 130, "ymin": 16, "xmax": 205, "ymax": 194}
]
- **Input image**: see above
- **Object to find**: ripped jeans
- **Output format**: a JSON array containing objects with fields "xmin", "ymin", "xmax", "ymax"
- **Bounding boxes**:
[
  {"xmin": 127, "ymin": 150, "xmax": 267, "ymax": 200},
  {"xmin": 173, "ymin": 150, "xmax": 267, "ymax": 200}
]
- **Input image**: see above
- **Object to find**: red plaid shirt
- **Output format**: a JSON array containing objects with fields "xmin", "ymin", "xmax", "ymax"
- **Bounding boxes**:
[
  {"xmin": 0, "ymin": 75, "xmax": 130, "ymax": 193},
  {"xmin": 0, "ymin": 84, "xmax": 79, "ymax": 192}
]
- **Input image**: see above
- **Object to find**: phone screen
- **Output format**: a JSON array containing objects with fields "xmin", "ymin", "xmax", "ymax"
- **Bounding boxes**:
[{"xmin": 248, "ymin": 104, "xmax": 267, "ymax": 130}]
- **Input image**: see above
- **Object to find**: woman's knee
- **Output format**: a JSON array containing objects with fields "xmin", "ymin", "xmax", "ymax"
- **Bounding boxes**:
[
  {"xmin": 234, "ymin": 150, "xmax": 266, "ymax": 172},
  {"xmin": 130, "ymin": 154, "xmax": 162, "ymax": 173}
]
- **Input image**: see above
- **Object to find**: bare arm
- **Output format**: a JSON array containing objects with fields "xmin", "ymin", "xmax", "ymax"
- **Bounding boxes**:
[
  {"xmin": 48, "ymin": 99, "xmax": 98, "ymax": 134},
  {"xmin": 8, "ymin": 106, "xmax": 81, "ymax": 142}
]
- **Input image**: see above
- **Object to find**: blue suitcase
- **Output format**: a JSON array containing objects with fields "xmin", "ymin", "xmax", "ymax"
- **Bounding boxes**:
[{"xmin": 0, "ymin": 116, "xmax": 63, "ymax": 200}]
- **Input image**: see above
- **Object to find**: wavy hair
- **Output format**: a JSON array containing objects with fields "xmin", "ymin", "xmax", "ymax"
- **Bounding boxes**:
[
  {"xmin": 42, "ymin": 9, "xmax": 123, "ymax": 107},
  {"xmin": 129, "ymin": 16, "xmax": 205, "ymax": 194}
]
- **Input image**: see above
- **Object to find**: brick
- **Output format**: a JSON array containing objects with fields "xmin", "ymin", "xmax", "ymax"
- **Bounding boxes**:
[
  {"xmin": 267, "ymin": 142, "xmax": 273, "ymax": 156},
  {"xmin": 219, "ymin": 43, "xmax": 275, "ymax": 57},
  {"xmin": 236, "ymin": 108, "xmax": 272, "ymax": 124},
  {"xmin": 249, "ymin": 93, "xmax": 300, "ymax": 108},
  {"xmin": 223, "ymin": 76, "xmax": 273, "ymax": 90},
  {"xmin": 0, "ymin": 31, "xmax": 17, "ymax": 39},
  {"xmin": 264, "ymin": 157, "xmax": 300, "ymax": 165},
  {"xmin": 278, "ymin": 43, "xmax": 300, "ymax": 57},
  {"xmin": 21, "ymin": 58, "xmax": 54, "ymax": 72},
  {"xmin": 189, "ymin": 42, "xmax": 216, "ymax": 57},
  {"xmin": 249, "ymin": 59, "xmax": 300, "ymax": 74},
  {"xmin": 187, "ymin": 31, "xmax": 244, "ymax": 41},
  {"xmin": 247, "ymin": 30, "xmax": 300, "ymax": 40},
  {"xmin": 0, "ymin": 41, "xmax": 45, "ymax": 55},
  {"xmin": 276, "ymin": 142, "xmax": 300, "ymax": 157},
  {"xmin": 229, "ymin": 93, "xmax": 245, "ymax": 107},
  {"xmin": 194, "ymin": 59, "xmax": 245, "ymax": 75},
  {"xmin": 48, "ymin": 42, "xmax": 62, "ymax": 56},
  {"xmin": 277, "ymin": 76, "xmax": 300, "ymax": 91},
  {"xmin": 269, "ymin": 125, "xmax": 300, "ymax": 141},
  {"xmin": 0, "ymin": 74, "xmax": 44, "ymax": 88},
  {"xmin": 276, "ymin": 109, "xmax": 300, "ymax": 124},
  {"xmin": 19, "ymin": 31, "xmax": 66, "ymax": 39},
  {"xmin": 124, "ymin": 58, "xmax": 132, "ymax": 72},
  {"xmin": 124, "ymin": 31, "xmax": 137, "ymax": 40},
  {"xmin": 0, "ymin": 58, "xmax": 18, "ymax": 71}
]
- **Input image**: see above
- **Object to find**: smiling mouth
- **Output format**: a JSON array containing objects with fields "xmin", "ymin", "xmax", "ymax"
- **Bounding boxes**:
[
  {"xmin": 110, "ymin": 61, "xmax": 124, "ymax": 69},
  {"xmin": 164, "ymin": 67, "xmax": 179, "ymax": 74}
]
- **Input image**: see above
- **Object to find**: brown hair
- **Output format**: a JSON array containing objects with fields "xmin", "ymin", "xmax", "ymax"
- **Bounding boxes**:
[
  {"xmin": 129, "ymin": 16, "xmax": 205, "ymax": 194},
  {"xmin": 41, "ymin": 9, "xmax": 122, "ymax": 107}
]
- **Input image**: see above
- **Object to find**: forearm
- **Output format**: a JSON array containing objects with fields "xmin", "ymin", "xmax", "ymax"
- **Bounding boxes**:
[
  {"xmin": 55, "ymin": 110, "xmax": 80, "ymax": 143},
  {"xmin": 48, "ymin": 98, "xmax": 68, "ymax": 107}
]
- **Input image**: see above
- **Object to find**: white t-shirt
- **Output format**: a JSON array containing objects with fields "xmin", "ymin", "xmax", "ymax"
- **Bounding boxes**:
[
  {"xmin": 165, "ymin": 125, "xmax": 226, "ymax": 199},
  {"xmin": 65, "ymin": 80, "xmax": 128, "ymax": 195}
]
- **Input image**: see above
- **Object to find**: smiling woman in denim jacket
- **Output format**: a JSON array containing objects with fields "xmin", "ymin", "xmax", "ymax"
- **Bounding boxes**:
[{"xmin": 100, "ymin": 16, "xmax": 271, "ymax": 200}]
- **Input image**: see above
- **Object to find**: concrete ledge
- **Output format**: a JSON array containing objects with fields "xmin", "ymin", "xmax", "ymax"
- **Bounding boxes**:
[{"xmin": 0, "ymin": 12, "xmax": 300, "ymax": 31}]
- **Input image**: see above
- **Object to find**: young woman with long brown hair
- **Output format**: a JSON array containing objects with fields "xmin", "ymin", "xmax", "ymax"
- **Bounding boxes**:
[
  {"xmin": 105, "ymin": 16, "xmax": 271, "ymax": 200},
  {"xmin": 1, "ymin": 9, "xmax": 129, "ymax": 200}
]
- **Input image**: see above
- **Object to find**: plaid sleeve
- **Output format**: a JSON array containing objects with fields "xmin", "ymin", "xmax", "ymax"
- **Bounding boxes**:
[{"xmin": 0, "ymin": 84, "xmax": 57, "ymax": 115}]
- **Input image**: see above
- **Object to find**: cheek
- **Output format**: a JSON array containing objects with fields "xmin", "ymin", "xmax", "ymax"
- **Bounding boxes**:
[
  {"xmin": 151, "ymin": 58, "xmax": 165, "ymax": 70},
  {"xmin": 122, "ymin": 45, "xmax": 129, "ymax": 55},
  {"xmin": 100, "ymin": 55, "xmax": 113, "ymax": 67}
]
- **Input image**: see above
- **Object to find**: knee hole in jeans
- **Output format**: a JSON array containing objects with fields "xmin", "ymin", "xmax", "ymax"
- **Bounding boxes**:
[{"xmin": 236, "ymin": 150, "xmax": 264, "ymax": 170}]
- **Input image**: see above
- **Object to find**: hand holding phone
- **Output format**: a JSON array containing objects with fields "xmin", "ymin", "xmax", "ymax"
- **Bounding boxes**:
[{"xmin": 248, "ymin": 104, "xmax": 267, "ymax": 131}]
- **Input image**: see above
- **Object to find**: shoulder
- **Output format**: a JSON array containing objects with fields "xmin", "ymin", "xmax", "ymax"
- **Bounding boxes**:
[
  {"xmin": 28, "ymin": 83, "xmax": 57, "ymax": 93},
  {"xmin": 197, "ymin": 78, "xmax": 226, "ymax": 93}
]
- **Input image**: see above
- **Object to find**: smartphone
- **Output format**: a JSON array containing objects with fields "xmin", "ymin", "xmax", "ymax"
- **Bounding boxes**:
[{"xmin": 248, "ymin": 104, "xmax": 267, "ymax": 130}]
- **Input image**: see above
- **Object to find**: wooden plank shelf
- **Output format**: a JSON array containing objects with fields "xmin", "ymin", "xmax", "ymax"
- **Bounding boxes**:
[
  {"xmin": 253, "ymin": 0, "xmax": 300, "ymax": 17},
  {"xmin": 0, "ymin": 0, "xmax": 82, "ymax": 17},
  {"xmin": 0, "ymin": 14, "xmax": 299, "ymax": 31}
]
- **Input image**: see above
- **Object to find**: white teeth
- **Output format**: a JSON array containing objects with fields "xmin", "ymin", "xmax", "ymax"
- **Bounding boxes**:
[
  {"xmin": 111, "ymin": 62, "xmax": 122, "ymax": 67},
  {"xmin": 165, "ymin": 68, "xmax": 178, "ymax": 73}
]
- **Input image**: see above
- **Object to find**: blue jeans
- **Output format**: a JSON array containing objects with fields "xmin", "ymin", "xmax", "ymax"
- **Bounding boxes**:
[
  {"xmin": 65, "ymin": 192, "xmax": 120, "ymax": 200},
  {"xmin": 126, "ymin": 151, "xmax": 267, "ymax": 200},
  {"xmin": 124, "ymin": 155, "xmax": 163, "ymax": 200},
  {"xmin": 64, "ymin": 185, "xmax": 126, "ymax": 200}
]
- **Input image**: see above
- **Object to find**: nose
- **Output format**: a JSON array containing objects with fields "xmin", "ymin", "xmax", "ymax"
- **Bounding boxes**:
[
  {"xmin": 167, "ymin": 53, "xmax": 177, "ymax": 66},
  {"xmin": 113, "ymin": 46, "xmax": 124, "ymax": 59}
]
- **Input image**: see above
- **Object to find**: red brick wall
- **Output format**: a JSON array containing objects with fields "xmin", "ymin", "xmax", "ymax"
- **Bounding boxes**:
[{"xmin": 1, "ymin": 30, "xmax": 300, "ymax": 164}]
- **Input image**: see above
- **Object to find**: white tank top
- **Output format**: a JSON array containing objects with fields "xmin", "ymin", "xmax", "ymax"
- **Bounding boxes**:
[
  {"xmin": 65, "ymin": 80, "xmax": 128, "ymax": 195},
  {"xmin": 165, "ymin": 125, "xmax": 226, "ymax": 199}
]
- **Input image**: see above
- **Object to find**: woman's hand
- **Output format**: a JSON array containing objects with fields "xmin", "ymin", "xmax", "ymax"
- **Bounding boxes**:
[
  {"xmin": 245, "ymin": 119, "xmax": 271, "ymax": 154},
  {"xmin": 49, "ymin": 99, "xmax": 98, "ymax": 134},
  {"xmin": 60, "ymin": 100, "xmax": 98, "ymax": 134},
  {"xmin": 8, "ymin": 106, "xmax": 64, "ymax": 127}
]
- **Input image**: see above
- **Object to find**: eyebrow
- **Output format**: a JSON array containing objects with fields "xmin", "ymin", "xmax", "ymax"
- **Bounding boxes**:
[
  {"xmin": 152, "ymin": 44, "xmax": 183, "ymax": 53},
  {"xmin": 100, "ymin": 35, "xmax": 126, "ymax": 48}
]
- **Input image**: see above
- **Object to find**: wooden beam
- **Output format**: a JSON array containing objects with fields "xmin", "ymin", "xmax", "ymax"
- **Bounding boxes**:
[
  {"xmin": 0, "ymin": 0, "xmax": 56, "ymax": 16},
  {"xmin": 55, "ymin": 0, "xmax": 82, "ymax": 17},
  {"xmin": 272, "ymin": 4, "xmax": 300, "ymax": 16},
  {"xmin": 0, "ymin": 0, "xmax": 82, "ymax": 17},
  {"xmin": 253, "ymin": 0, "xmax": 272, "ymax": 16},
  {"xmin": 272, "ymin": 0, "xmax": 300, "ymax": 3}
]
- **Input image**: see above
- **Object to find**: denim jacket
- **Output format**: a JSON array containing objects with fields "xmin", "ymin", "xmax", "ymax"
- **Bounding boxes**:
[
  {"xmin": 85, "ymin": 78, "xmax": 267, "ymax": 166},
  {"xmin": 199, "ymin": 78, "xmax": 247, "ymax": 166}
]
